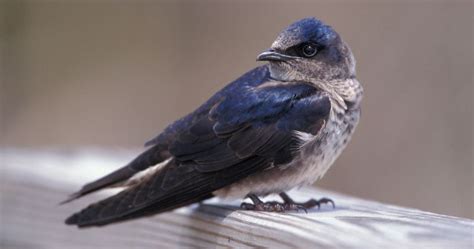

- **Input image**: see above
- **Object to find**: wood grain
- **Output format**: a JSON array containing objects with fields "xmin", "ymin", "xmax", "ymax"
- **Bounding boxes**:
[{"xmin": 1, "ymin": 148, "xmax": 473, "ymax": 249}]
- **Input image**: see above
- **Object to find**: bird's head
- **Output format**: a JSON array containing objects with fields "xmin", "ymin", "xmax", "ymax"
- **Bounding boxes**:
[{"xmin": 258, "ymin": 17, "xmax": 355, "ymax": 82}]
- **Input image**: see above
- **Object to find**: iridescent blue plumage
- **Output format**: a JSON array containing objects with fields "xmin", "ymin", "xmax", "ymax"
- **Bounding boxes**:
[{"xmin": 273, "ymin": 17, "xmax": 337, "ymax": 48}]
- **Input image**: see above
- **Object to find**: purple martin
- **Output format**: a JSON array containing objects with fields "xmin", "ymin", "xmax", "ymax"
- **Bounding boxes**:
[{"xmin": 64, "ymin": 17, "xmax": 363, "ymax": 227}]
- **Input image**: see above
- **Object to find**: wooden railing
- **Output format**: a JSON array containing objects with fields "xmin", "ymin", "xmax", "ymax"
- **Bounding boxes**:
[{"xmin": 1, "ymin": 148, "xmax": 473, "ymax": 249}]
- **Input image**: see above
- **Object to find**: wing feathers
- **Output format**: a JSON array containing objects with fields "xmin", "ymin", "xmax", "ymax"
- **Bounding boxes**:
[{"xmin": 66, "ymin": 157, "xmax": 269, "ymax": 227}]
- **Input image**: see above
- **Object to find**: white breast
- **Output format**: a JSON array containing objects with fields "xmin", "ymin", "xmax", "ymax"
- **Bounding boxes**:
[{"xmin": 214, "ymin": 104, "xmax": 360, "ymax": 199}]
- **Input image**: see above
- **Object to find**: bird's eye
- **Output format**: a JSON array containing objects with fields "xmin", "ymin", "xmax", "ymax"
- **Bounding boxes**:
[{"xmin": 301, "ymin": 43, "xmax": 318, "ymax": 58}]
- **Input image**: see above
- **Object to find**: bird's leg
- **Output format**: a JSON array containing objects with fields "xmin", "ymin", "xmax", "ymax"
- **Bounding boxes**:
[
  {"xmin": 279, "ymin": 192, "xmax": 335, "ymax": 212},
  {"xmin": 240, "ymin": 194, "xmax": 286, "ymax": 212}
]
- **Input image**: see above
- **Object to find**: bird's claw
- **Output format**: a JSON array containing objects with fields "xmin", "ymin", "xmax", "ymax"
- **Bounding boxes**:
[{"xmin": 300, "ymin": 197, "xmax": 335, "ymax": 210}]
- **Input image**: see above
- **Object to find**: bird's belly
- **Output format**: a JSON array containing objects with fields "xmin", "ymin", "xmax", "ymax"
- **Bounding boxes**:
[{"xmin": 214, "ymin": 108, "xmax": 360, "ymax": 199}]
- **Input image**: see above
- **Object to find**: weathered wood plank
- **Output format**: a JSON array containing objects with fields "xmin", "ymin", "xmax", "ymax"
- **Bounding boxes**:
[{"xmin": 1, "ymin": 148, "xmax": 473, "ymax": 249}]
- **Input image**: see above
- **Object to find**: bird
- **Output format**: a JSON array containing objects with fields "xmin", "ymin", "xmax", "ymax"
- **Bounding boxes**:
[{"xmin": 63, "ymin": 17, "xmax": 363, "ymax": 227}]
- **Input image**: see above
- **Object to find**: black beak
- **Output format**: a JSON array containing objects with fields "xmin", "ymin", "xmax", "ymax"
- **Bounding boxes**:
[{"xmin": 256, "ymin": 49, "xmax": 297, "ymax": 62}]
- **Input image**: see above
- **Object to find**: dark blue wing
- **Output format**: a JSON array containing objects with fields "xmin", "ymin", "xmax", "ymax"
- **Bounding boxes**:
[{"xmin": 169, "ymin": 79, "xmax": 331, "ymax": 172}]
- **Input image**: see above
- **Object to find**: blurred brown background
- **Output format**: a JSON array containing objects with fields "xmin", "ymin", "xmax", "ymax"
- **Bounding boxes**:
[{"xmin": 1, "ymin": 1, "xmax": 472, "ymax": 218}]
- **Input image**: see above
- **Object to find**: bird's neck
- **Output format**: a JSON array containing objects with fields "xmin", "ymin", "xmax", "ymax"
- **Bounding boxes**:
[
  {"xmin": 267, "ymin": 63, "xmax": 363, "ymax": 110},
  {"xmin": 314, "ymin": 78, "xmax": 363, "ymax": 111}
]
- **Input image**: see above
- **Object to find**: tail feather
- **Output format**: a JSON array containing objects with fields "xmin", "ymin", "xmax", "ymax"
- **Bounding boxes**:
[
  {"xmin": 65, "ymin": 158, "xmax": 212, "ymax": 227},
  {"xmin": 60, "ymin": 166, "xmax": 137, "ymax": 205},
  {"xmin": 61, "ymin": 144, "xmax": 168, "ymax": 204},
  {"xmin": 66, "ymin": 193, "xmax": 213, "ymax": 227}
]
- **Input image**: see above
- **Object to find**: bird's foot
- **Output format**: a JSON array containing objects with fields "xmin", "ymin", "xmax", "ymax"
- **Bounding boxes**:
[
  {"xmin": 279, "ymin": 192, "xmax": 335, "ymax": 211},
  {"xmin": 240, "ymin": 193, "xmax": 335, "ymax": 212},
  {"xmin": 240, "ymin": 200, "xmax": 288, "ymax": 212}
]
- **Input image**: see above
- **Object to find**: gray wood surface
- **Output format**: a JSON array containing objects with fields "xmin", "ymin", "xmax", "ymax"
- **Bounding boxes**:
[{"xmin": 1, "ymin": 148, "xmax": 473, "ymax": 249}]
